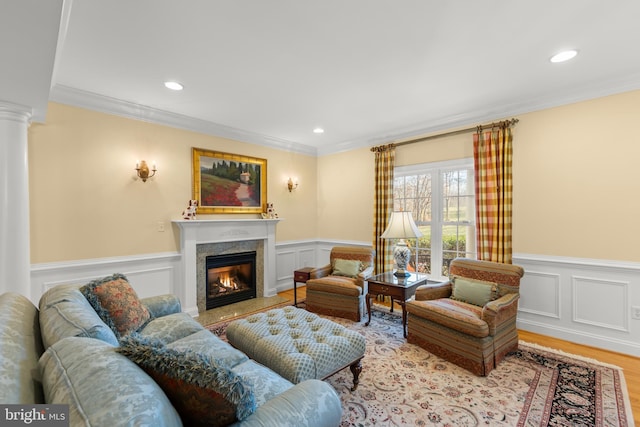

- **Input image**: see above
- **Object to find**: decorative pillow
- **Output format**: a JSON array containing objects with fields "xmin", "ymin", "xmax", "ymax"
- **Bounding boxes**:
[
  {"xmin": 118, "ymin": 334, "xmax": 256, "ymax": 426},
  {"xmin": 332, "ymin": 258, "xmax": 362, "ymax": 278},
  {"xmin": 451, "ymin": 276, "xmax": 498, "ymax": 307},
  {"xmin": 80, "ymin": 273, "xmax": 151, "ymax": 339}
]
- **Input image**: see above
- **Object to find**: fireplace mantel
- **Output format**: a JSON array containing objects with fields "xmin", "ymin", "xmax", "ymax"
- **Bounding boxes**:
[{"xmin": 173, "ymin": 218, "xmax": 281, "ymax": 316}]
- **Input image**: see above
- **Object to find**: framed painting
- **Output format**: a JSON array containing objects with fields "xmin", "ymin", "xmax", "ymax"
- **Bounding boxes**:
[{"xmin": 192, "ymin": 148, "xmax": 267, "ymax": 214}]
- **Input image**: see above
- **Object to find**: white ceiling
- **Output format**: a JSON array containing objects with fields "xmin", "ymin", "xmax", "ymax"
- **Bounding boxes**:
[{"xmin": 10, "ymin": 1, "xmax": 640, "ymax": 155}]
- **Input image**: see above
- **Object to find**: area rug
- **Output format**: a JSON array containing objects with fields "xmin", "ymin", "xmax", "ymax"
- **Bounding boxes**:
[{"xmin": 207, "ymin": 305, "xmax": 633, "ymax": 426}]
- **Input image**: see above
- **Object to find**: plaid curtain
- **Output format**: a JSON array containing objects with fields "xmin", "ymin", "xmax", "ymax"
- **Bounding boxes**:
[
  {"xmin": 473, "ymin": 124, "xmax": 513, "ymax": 263},
  {"xmin": 371, "ymin": 144, "xmax": 395, "ymax": 274}
]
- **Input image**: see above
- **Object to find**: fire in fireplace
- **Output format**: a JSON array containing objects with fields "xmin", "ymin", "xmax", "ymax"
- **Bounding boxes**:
[{"xmin": 206, "ymin": 251, "xmax": 256, "ymax": 310}]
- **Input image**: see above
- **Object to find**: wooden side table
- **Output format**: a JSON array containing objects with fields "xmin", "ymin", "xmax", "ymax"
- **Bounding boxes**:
[
  {"xmin": 365, "ymin": 272, "xmax": 436, "ymax": 338},
  {"xmin": 293, "ymin": 267, "xmax": 314, "ymax": 306}
]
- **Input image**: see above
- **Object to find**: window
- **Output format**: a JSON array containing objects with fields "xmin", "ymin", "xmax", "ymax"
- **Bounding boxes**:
[{"xmin": 393, "ymin": 159, "xmax": 476, "ymax": 279}]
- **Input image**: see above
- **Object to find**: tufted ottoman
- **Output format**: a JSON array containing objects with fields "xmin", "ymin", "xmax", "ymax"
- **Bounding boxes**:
[{"xmin": 226, "ymin": 306, "xmax": 365, "ymax": 391}]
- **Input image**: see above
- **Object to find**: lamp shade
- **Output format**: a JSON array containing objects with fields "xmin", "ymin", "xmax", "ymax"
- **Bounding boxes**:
[{"xmin": 380, "ymin": 211, "xmax": 423, "ymax": 239}]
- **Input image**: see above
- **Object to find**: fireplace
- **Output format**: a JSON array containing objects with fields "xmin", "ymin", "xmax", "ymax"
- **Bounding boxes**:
[
  {"xmin": 205, "ymin": 251, "xmax": 257, "ymax": 310},
  {"xmin": 174, "ymin": 218, "xmax": 280, "ymax": 316}
]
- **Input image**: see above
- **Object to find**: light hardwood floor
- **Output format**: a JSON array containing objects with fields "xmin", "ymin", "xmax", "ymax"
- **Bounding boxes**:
[{"xmin": 279, "ymin": 286, "xmax": 639, "ymax": 423}]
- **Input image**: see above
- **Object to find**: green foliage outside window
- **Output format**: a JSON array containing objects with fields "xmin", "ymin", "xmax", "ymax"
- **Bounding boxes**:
[{"xmin": 410, "ymin": 233, "xmax": 467, "ymax": 276}]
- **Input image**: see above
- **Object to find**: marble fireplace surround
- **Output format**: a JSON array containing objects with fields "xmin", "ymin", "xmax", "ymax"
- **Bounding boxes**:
[{"xmin": 173, "ymin": 219, "xmax": 280, "ymax": 316}]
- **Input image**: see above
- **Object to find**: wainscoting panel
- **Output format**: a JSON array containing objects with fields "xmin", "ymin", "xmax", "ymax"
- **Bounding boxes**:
[
  {"xmin": 514, "ymin": 254, "xmax": 640, "ymax": 357},
  {"xmin": 317, "ymin": 245, "xmax": 333, "ymax": 266},
  {"xmin": 519, "ymin": 270, "xmax": 561, "ymax": 319},
  {"xmin": 298, "ymin": 248, "xmax": 316, "ymax": 269},
  {"xmin": 30, "ymin": 252, "xmax": 182, "ymax": 304},
  {"xmin": 274, "ymin": 241, "xmax": 316, "ymax": 293},
  {"xmin": 124, "ymin": 267, "xmax": 177, "ymax": 299},
  {"xmin": 572, "ymin": 276, "xmax": 629, "ymax": 332},
  {"xmin": 275, "ymin": 249, "xmax": 297, "ymax": 282},
  {"xmin": 28, "ymin": 248, "xmax": 640, "ymax": 357}
]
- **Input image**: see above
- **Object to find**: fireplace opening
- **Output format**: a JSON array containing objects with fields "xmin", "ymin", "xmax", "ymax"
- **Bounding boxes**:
[{"xmin": 206, "ymin": 251, "xmax": 256, "ymax": 310}]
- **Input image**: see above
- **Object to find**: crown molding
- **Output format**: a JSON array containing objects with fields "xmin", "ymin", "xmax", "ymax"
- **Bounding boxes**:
[
  {"xmin": 49, "ymin": 85, "xmax": 318, "ymax": 156},
  {"xmin": 325, "ymin": 73, "xmax": 640, "ymax": 155},
  {"xmin": 50, "ymin": 73, "xmax": 640, "ymax": 158}
]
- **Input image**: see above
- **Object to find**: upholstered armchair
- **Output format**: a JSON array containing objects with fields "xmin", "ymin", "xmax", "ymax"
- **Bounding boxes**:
[
  {"xmin": 405, "ymin": 258, "xmax": 524, "ymax": 376},
  {"xmin": 305, "ymin": 246, "xmax": 375, "ymax": 321}
]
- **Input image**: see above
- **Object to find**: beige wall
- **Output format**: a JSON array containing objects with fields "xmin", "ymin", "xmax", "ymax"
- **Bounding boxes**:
[
  {"xmin": 315, "ymin": 90, "xmax": 640, "ymax": 263},
  {"xmin": 316, "ymin": 146, "xmax": 375, "ymax": 241},
  {"xmin": 29, "ymin": 90, "xmax": 640, "ymax": 264},
  {"xmin": 513, "ymin": 90, "xmax": 640, "ymax": 261},
  {"xmin": 28, "ymin": 103, "xmax": 317, "ymax": 263}
]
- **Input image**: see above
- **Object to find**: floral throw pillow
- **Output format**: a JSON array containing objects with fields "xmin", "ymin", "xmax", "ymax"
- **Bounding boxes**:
[
  {"xmin": 118, "ymin": 334, "xmax": 256, "ymax": 427},
  {"xmin": 80, "ymin": 273, "xmax": 151, "ymax": 339}
]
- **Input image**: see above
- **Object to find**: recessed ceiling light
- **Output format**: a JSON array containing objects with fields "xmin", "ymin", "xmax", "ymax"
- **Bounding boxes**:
[
  {"xmin": 313, "ymin": 127, "xmax": 324, "ymax": 134},
  {"xmin": 550, "ymin": 50, "xmax": 578, "ymax": 63},
  {"xmin": 164, "ymin": 81, "xmax": 184, "ymax": 91}
]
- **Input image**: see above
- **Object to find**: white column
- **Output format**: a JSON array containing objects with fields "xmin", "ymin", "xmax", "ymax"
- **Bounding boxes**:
[{"xmin": 0, "ymin": 102, "xmax": 32, "ymax": 298}]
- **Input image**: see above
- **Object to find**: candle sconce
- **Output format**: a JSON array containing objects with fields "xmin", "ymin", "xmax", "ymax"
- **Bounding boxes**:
[
  {"xmin": 135, "ymin": 160, "xmax": 157, "ymax": 183},
  {"xmin": 287, "ymin": 177, "xmax": 299, "ymax": 192}
]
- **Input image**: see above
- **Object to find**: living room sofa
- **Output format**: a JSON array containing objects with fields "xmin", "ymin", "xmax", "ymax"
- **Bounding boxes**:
[{"xmin": 0, "ymin": 280, "xmax": 342, "ymax": 427}]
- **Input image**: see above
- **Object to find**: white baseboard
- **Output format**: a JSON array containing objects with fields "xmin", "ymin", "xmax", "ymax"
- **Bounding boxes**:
[{"xmin": 517, "ymin": 318, "xmax": 640, "ymax": 356}]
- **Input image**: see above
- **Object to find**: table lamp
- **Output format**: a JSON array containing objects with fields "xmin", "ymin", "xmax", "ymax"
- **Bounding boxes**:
[{"xmin": 380, "ymin": 211, "xmax": 423, "ymax": 277}]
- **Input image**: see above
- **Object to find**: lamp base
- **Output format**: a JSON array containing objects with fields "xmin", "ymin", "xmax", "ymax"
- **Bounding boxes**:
[
  {"xmin": 392, "ymin": 240, "xmax": 412, "ymax": 278},
  {"xmin": 393, "ymin": 269, "xmax": 411, "ymax": 277}
]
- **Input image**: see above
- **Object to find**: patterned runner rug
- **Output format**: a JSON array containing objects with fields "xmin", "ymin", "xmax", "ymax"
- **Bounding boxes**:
[{"xmin": 207, "ymin": 305, "xmax": 633, "ymax": 426}]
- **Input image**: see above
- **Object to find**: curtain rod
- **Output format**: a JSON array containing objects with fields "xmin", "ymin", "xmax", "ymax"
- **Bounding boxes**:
[{"xmin": 394, "ymin": 118, "xmax": 519, "ymax": 148}]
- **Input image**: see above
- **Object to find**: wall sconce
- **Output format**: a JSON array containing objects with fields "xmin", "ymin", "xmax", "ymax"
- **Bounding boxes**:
[
  {"xmin": 287, "ymin": 177, "xmax": 299, "ymax": 192},
  {"xmin": 135, "ymin": 160, "xmax": 157, "ymax": 183}
]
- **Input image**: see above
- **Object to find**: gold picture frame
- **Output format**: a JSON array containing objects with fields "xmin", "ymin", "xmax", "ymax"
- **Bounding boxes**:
[{"xmin": 192, "ymin": 148, "xmax": 267, "ymax": 214}]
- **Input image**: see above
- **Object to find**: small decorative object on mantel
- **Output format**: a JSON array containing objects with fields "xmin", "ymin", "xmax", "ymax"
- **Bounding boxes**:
[
  {"xmin": 181, "ymin": 200, "xmax": 198, "ymax": 220},
  {"xmin": 262, "ymin": 202, "xmax": 278, "ymax": 219}
]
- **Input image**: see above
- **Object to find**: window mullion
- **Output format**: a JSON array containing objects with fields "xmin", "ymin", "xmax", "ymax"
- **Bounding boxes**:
[{"xmin": 431, "ymin": 172, "xmax": 444, "ymax": 279}]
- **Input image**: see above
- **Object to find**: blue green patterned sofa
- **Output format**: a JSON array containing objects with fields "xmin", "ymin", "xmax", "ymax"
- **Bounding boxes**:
[{"xmin": 0, "ymin": 284, "xmax": 342, "ymax": 427}]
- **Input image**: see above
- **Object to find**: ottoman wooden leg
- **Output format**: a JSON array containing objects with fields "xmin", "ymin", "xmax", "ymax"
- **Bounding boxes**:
[{"xmin": 349, "ymin": 357, "xmax": 363, "ymax": 391}]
